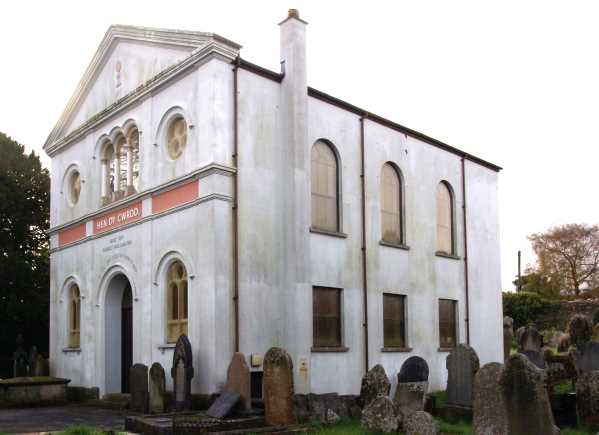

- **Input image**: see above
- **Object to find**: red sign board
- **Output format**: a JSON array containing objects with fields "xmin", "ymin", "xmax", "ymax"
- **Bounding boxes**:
[
  {"xmin": 94, "ymin": 202, "xmax": 142, "ymax": 234},
  {"xmin": 58, "ymin": 223, "xmax": 86, "ymax": 247}
]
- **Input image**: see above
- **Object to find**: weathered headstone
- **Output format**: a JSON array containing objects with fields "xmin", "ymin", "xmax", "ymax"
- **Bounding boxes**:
[
  {"xmin": 33, "ymin": 354, "xmax": 47, "ymax": 376},
  {"xmin": 149, "ymin": 362, "xmax": 166, "ymax": 413},
  {"xmin": 473, "ymin": 362, "xmax": 509, "ymax": 435},
  {"xmin": 263, "ymin": 347, "xmax": 296, "ymax": 426},
  {"xmin": 517, "ymin": 325, "xmax": 542, "ymax": 353},
  {"xmin": 225, "ymin": 352, "xmax": 251, "ymax": 410},
  {"xmin": 403, "ymin": 410, "xmax": 440, "ymax": 435},
  {"xmin": 551, "ymin": 330, "xmax": 568, "ymax": 348},
  {"xmin": 398, "ymin": 356, "xmax": 429, "ymax": 383},
  {"xmin": 393, "ymin": 381, "xmax": 428, "ymax": 414},
  {"xmin": 13, "ymin": 335, "xmax": 28, "ymax": 377},
  {"xmin": 518, "ymin": 349, "xmax": 546, "ymax": 369},
  {"xmin": 207, "ymin": 391, "xmax": 240, "ymax": 418},
  {"xmin": 445, "ymin": 344, "xmax": 480, "ymax": 409},
  {"xmin": 573, "ymin": 341, "xmax": 599, "ymax": 374},
  {"xmin": 361, "ymin": 396, "xmax": 398, "ymax": 433},
  {"xmin": 28, "ymin": 346, "xmax": 38, "ymax": 377},
  {"xmin": 359, "ymin": 364, "xmax": 391, "ymax": 407},
  {"xmin": 503, "ymin": 316, "xmax": 514, "ymax": 362},
  {"xmin": 501, "ymin": 353, "xmax": 559, "ymax": 435},
  {"xmin": 567, "ymin": 314, "xmax": 592, "ymax": 347},
  {"xmin": 130, "ymin": 363, "xmax": 149, "ymax": 413},
  {"xmin": 576, "ymin": 370, "xmax": 599, "ymax": 425},
  {"xmin": 171, "ymin": 334, "xmax": 193, "ymax": 411}
]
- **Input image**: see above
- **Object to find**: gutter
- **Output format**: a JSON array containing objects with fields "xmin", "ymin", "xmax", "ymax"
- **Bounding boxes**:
[
  {"xmin": 461, "ymin": 157, "xmax": 470, "ymax": 345},
  {"xmin": 232, "ymin": 57, "xmax": 241, "ymax": 352},
  {"xmin": 360, "ymin": 115, "xmax": 369, "ymax": 373}
]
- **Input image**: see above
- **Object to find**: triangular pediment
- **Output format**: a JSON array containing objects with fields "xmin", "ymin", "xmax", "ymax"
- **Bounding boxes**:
[{"xmin": 45, "ymin": 25, "xmax": 241, "ymax": 151}]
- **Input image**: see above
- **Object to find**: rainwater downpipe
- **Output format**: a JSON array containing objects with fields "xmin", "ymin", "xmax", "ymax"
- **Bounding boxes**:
[
  {"xmin": 360, "ymin": 115, "xmax": 369, "ymax": 373},
  {"xmin": 232, "ymin": 57, "xmax": 240, "ymax": 352},
  {"xmin": 461, "ymin": 156, "xmax": 471, "ymax": 345}
]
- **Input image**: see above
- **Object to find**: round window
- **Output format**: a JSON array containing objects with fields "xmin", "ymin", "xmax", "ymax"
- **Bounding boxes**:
[
  {"xmin": 69, "ymin": 170, "xmax": 81, "ymax": 205},
  {"xmin": 167, "ymin": 117, "xmax": 187, "ymax": 160}
]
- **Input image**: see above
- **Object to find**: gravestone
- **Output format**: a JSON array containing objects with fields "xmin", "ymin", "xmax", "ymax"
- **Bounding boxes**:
[
  {"xmin": 130, "ymin": 363, "xmax": 149, "ymax": 413},
  {"xmin": 361, "ymin": 396, "xmax": 398, "ymax": 433},
  {"xmin": 517, "ymin": 325, "xmax": 542, "ymax": 353},
  {"xmin": 171, "ymin": 334, "xmax": 194, "ymax": 411},
  {"xmin": 13, "ymin": 335, "xmax": 28, "ymax": 377},
  {"xmin": 33, "ymin": 354, "xmax": 47, "ymax": 376},
  {"xmin": 207, "ymin": 391, "xmax": 241, "ymax": 418},
  {"xmin": 393, "ymin": 381, "xmax": 428, "ymax": 414},
  {"xmin": 149, "ymin": 362, "xmax": 166, "ymax": 413},
  {"xmin": 28, "ymin": 346, "xmax": 38, "ymax": 376},
  {"xmin": 552, "ymin": 331, "xmax": 568, "ymax": 348},
  {"xmin": 518, "ymin": 349, "xmax": 546, "ymax": 369},
  {"xmin": 403, "ymin": 411, "xmax": 440, "ymax": 435},
  {"xmin": 567, "ymin": 314, "xmax": 592, "ymax": 347},
  {"xmin": 263, "ymin": 347, "xmax": 296, "ymax": 426},
  {"xmin": 394, "ymin": 356, "xmax": 429, "ymax": 416},
  {"xmin": 359, "ymin": 364, "xmax": 391, "ymax": 407},
  {"xmin": 573, "ymin": 341, "xmax": 599, "ymax": 374},
  {"xmin": 225, "ymin": 352, "xmax": 251, "ymax": 410},
  {"xmin": 473, "ymin": 363, "xmax": 509, "ymax": 435},
  {"xmin": 445, "ymin": 344, "xmax": 479, "ymax": 409},
  {"xmin": 398, "ymin": 356, "xmax": 429, "ymax": 383},
  {"xmin": 501, "ymin": 353, "xmax": 559, "ymax": 435},
  {"xmin": 576, "ymin": 370, "xmax": 599, "ymax": 425},
  {"xmin": 503, "ymin": 316, "xmax": 514, "ymax": 362}
]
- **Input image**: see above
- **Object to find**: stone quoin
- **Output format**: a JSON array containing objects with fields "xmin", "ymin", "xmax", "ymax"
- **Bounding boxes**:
[{"xmin": 46, "ymin": 9, "xmax": 502, "ymax": 396}]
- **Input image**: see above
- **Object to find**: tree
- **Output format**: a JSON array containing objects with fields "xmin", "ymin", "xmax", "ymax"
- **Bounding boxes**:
[
  {"xmin": 0, "ymin": 132, "xmax": 50, "ymax": 365},
  {"xmin": 512, "ymin": 267, "xmax": 561, "ymax": 299},
  {"xmin": 528, "ymin": 223, "xmax": 599, "ymax": 296}
]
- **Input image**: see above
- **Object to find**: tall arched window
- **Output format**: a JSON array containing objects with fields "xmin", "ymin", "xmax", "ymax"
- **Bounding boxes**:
[
  {"xmin": 436, "ymin": 181, "xmax": 454, "ymax": 255},
  {"xmin": 166, "ymin": 261, "xmax": 188, "ymax": 343},
  {"xmin": 381, "ymin": 163, "xmax": 403, "ymax": 244},
  {"xmin": 101, "ymin": 142, "xmax": 116, "ymax": 205},
  {"xmin": 69, "ymin": 284, "xmax": 81, "ymax": 348},
  {"xmin": 311, "ymin": 140, "xmax": 339, "ymax": 232},
  {"xmin": 167, "ymin": 117, "xmax": 188, "ymax": 160},
  {"xmin": 127, "ymin": 127, "xmax": 140, "ymax": 193}
]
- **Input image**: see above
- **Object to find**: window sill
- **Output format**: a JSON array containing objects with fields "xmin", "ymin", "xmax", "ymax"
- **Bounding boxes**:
[
  {"xmin": 379, "ymin": 240, "xmax": 410, "ymax": 251},
  {"xmin": 311, "ymin": 346, "xmax": 350, "ymax": 353},
  {"xmin": 435, "ymin": 251, "xmax": 461, "ymax": 260},
  {"xmin": 158, "ymin": 343, "xmax": 176, "ymax": 354},
  {"xmin": 438, "ymin": 346, "xmax": 455, "ymax": 352},
  {"xmin": 381, "ymin": 347, "xmax": 412, "ymax": 353},
  {"xmin": 62, "ymin": 347, "xmax": 81, "ymax": 354},
  {"xmin": 310, "ymin": 227, "xmax": 348, "ymax": 239}
]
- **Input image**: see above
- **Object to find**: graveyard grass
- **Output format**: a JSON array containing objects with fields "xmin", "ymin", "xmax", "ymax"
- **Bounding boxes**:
[
  {"xmin": 59, "ymin": 426, "xmax": 125, "ymax": 435},
  {"xmin": 306, "ymin": 419, "xmax": 597, "ymax": 434}
]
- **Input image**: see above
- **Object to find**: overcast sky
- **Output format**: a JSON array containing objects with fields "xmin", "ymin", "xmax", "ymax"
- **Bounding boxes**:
[{"xmin": 2, "ymin": 0, "xmax": 598, "ymax": 290}]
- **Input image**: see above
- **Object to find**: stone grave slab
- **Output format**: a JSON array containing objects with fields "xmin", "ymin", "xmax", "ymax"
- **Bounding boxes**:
[
  {"xmin": 445, "ymin": 344, "xmax": 479, "ymax": 409},
  {"xmin": 518, "ymin": 349, "xmax": 546, "ymax": 369},
  {"xmin": 359, "ymin": 364, "xmax": 390, "ymax": 407},
  {"xmin": 206, "ymin": 391, "xmax": 241, "ymax": 419},
  {"xmin": 171, "ymin": 334, "xmax": 193, "ymax": 411},
  {"xmin": 398, "ymin": 356, "xmax": 429, "ymax": 383},
  {"xmin": 225, "ymin": 352, "xmax": 251, "ymax": 410},
  {"xmin": 129, "ymin": 363, "xmax": 149, "ymax": 413},
  {"xmin": 149, "ymin": 362, "xmax": 166, "ymax": 413},
  {"xmin": 263, "ymin": 347, "xmax": 296, "ymax": 426}
]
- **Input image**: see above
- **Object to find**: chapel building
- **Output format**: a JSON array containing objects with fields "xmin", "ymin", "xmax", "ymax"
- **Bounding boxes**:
[{"xmin": 46, "ymin": 10, "xmax": 502, "ymax": 397}]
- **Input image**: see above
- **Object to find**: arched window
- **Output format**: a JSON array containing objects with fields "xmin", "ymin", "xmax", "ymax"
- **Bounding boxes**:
[
  {"xmin": 381, "ymin": 163, "xmax": 403, "ymax": 244},
  {"xmin": 436, "ymin": 181, "xmax": 454, "ymax": 255},
  {"xmin": 127, "ymin": 127, "xmax": 140, "ymax": 192},
  {"xmin": 166, "ymin": 261, "xmax": 188, "ymax": 343},
  {"xmin": 101, "ymin": 142, "xmax": 116, "ymax": 205},
  {"xmin": 167, "ymin": 117, "xmax": 188, "ymax": 160},
  {"xmin": 311, "ymin": 140, "xmax": 339, "ymax": 232},
  {"xmin": 115, "ymin": 135, "xmax": 127, "ymax": 194},
  {"xmin": 68, "ymin": 170, "xmax": 81, "ymax": 205},
  {"xmin": 69, "ymin": 284, "xmax": 81, "ymax": 348}
]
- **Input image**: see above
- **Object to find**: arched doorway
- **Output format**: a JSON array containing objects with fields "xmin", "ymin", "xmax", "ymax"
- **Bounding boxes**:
[{"xmin": 104, "ymin": 274, "xmax": 133, "ymax": 394}]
